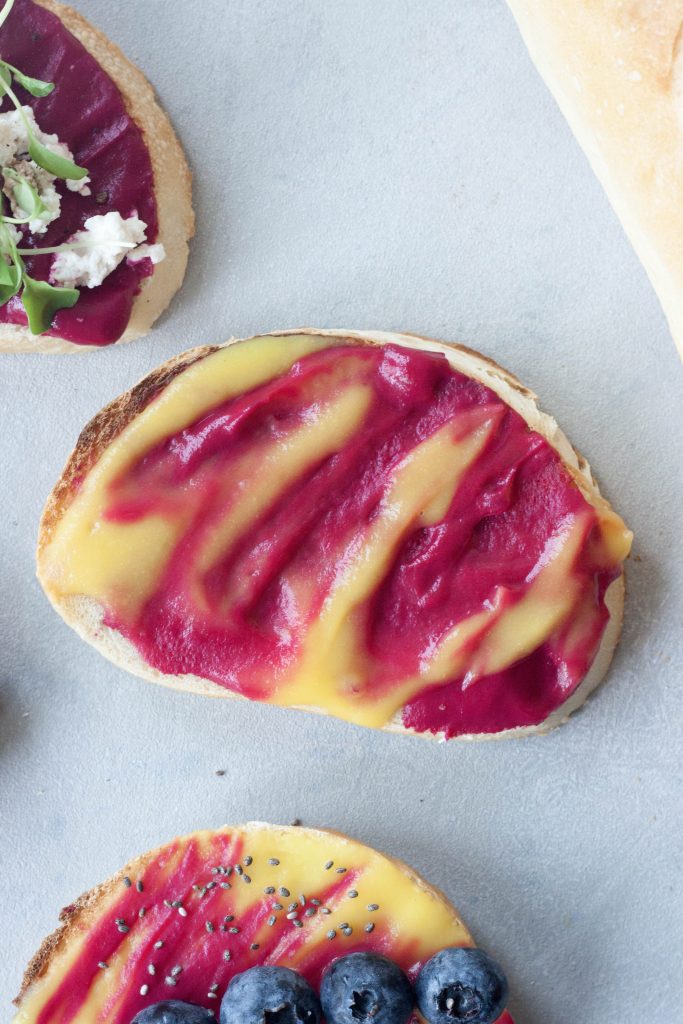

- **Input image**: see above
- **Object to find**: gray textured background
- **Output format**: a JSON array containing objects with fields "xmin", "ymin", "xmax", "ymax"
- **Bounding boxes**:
[{"xmin": 1, "ymin": 2, "xmax": 681, "ymax": 1022}]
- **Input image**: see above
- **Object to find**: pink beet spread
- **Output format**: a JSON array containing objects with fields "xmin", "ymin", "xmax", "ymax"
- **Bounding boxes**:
[
  {"xmin": 35, "ymin": 833, "xmax": 516, "ymax": 1024},
  {"xmin": 0, "ymin": 0, "xmax": 158, "ymax": 345},
  {"xmin": 100, "ymin": 343, "xmax": 626, "ymax": 738}
]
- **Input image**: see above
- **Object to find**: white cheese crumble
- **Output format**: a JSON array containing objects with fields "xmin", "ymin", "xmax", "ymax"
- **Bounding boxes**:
[
  {"xmin": 127, "ymin": 242, "xmax": 166, "ymax": 265},
  {"xmin": 50, "ymin": 211, "xmax": 165, "ymax": 289},
  {"xmin": 0, "ymin": 107, "xmax": 91, "ymax": 233}
]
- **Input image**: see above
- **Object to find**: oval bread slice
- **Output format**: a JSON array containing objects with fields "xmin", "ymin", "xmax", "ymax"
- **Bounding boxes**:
[
  {"xmin": 37, "ymin": 328, "xmax": 632, "ymax": 739},
  {"xmin": 13, "ymin": 822, "xmax": 515, "ymax": 1024},
  {"xmin": 0, "ymin": 0, "xmax": 194, "ymax": 353}
]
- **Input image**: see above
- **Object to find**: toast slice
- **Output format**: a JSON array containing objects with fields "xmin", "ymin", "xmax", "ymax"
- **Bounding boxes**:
[
  {"xmin": 13, "ymin": 822, "xmax": 514, "ymax": 1024},
  {"xmin": 0, "ymin": 0, "xmax": 194, "ymax": 352},
  {"xmin": 37, "ymin": 329, "xmax": 632, "ymax": 740},
  {"xmin": 507, "ymin": 0, "xmax": 683, "ymax": 360}
]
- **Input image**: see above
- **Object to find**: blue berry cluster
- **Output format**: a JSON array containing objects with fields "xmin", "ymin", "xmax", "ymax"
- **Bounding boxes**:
[{"xmin": 131, "ymin": 947, "xmax": 508, "ymax": 1024}]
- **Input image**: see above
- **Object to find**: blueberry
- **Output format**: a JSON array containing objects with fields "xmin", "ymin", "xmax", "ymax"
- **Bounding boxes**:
[
  {"xmin": 131, "ymin": 1001, "xmax": 214, "ymax": 1024},
  {"xmin": 320, "ymin": 952, "xmax": 413, "ymax": 1024},
  {"xmin": 220, "ymin": 965, "xmax": 321, "ymax": 1024},
  {"xmin": 415, "ymin": 948, "xmax": 508, "ymax": 1024}
]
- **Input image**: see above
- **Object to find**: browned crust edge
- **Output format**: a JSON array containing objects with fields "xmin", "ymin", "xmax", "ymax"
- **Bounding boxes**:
[
  {"xmin": 14, "ymin": 823, "xmax": 468, "ymax": 1007},
  {"xmin": 0, "ymin": 0, "xmax": 194, "ymax": 353},
  {"xmin": 14, "ymin": 871, "xmax": 127, "ymax": 1006},
  {"xmin": 15, "ymin": 838, "xmax": 172, "ymax": 1006},
  {"xmin": 38, "ymin": 343, "xmax": 215, "ymax": 550}
]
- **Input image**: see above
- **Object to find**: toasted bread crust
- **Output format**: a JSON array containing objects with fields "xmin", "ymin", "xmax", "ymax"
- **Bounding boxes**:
[
  {"xmin": 0, "ymin": 0, "xmax": 194, "ymax": 353},
  {"xmin": 14, "ymin": 823, "xmax": 469, "ymax": 1007},
  {"xmin": 14, "ymin": 867, "xmax": 131, "ymax": 1006},
  {"xmin": 37, "ymin": 329, "xmax": 630, "ymax": 740},
  {"xmin": 38, "ymin": 344, "xmax": 215, "ymax": 552}
]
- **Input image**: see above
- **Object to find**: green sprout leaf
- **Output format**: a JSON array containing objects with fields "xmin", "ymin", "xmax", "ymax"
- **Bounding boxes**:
[
  {"xmin": 9, "ymin": 66, "xmax": 55, "ymax": 98},
  {"xmin": 21, "ymin": 273, "xmax": 79, "ymax": 334},
  {"xmin": 0, "ymin": 62, "xmax": 10, "ymax": 98},
  {"xmin": 28, "ymin": 136, "xmax": 88, "ymax": 182},
  {"xmin": 0, "ymin": 61, "xmax": 53, "ymax": 99},
  {"xmin": 3, "ymin": 167, "xmax": 48, "ymax": 221},
  {"xmin": 0, "ymin": 257, "xmax": 22, "ymax": 304}
]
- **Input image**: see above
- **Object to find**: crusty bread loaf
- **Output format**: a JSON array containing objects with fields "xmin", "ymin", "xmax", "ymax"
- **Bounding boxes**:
[
  {"xmin": 506, "ymin": 0, "xmax": 683, "ymax": 361},
  {"xmin": 37, "ymin": 328, "xmax": 629, "ymax": 741},
  {"xmin": 13, "ymin": 822, "xmax": 472, "ymax": 1014},
  {"xmin": 0, "ymin": 0, "xmax": 194, "ymax": 353}
]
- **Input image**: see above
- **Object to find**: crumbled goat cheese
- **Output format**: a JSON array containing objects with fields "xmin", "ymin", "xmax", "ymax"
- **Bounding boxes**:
[
  {"xmin": 127, "ymin": 242, "xmax": 166, "ymax": 265},
  {"xmin": 0, "ymin": 107, "xmax": 91, "ymax": 233},
  {"xmin": 4, "ymin": 157, "xmax": 60, "ymax": 234},
  {"xmin": 50, "ymin": 212, "xmax": 164, "ymax": 289}
]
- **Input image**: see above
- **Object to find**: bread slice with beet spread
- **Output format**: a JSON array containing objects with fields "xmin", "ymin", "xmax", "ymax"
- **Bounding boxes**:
[
  {"xmin": 0, "ymin": 0, "xmax": 193, "ymax": 352},
  {"xmin": 12, "ymin": 822, "xmax": 516, "ymax": 1024},
  {"xmin": 36, "ymin": 329, "xmax": 633, "ymax": 740}
]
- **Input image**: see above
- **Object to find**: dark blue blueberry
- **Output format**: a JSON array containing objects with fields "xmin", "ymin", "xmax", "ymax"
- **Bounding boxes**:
[
  {"xmin": 131, "ymin": 1001, "xmax": 214, "ymax": 1024},
  {"xmin": 220, "ymin": 965, "xmax": 321, "ymax": 1024},
  {"xmin": 320, "ymin": 952, "xmax": 413, "ymax": 1024},
  {"xmin": 415, "ymin": 948, "xmax": 508, "ymax": 1024}
]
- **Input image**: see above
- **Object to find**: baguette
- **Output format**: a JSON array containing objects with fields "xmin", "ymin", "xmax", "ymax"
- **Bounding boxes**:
[
  {"xmin": 0, "ymin": 0, "xmax": 193, "ymax": 353},
  {"xmin": 507, "ymin": 0, "xmax": 683, "ymax": 361},
  {"xmin": 37, "ymin": 329, "xmax": 632, "ymax": 740},
  {"xmin": 14, "ymin": 823, "xmax": 515, "ymax": 1024}
]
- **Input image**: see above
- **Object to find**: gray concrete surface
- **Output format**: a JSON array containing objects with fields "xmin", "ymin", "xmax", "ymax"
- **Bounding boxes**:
[{"xmin": 1, "ymin": 2, "xmax": 681, "ymax": 1022}]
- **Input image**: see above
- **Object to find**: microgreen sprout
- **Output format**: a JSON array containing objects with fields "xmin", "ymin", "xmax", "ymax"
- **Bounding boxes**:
[
  {"xmin": 0, "ymin": 0, "xmax": 14, "ymax": 33},
  {"xmin": 1, "ymin": 61, "xmax": 54, "ymax": 97},
  {"xmin": 0, "ymin": 194, "xmax": 78, "ymax": 332},
  {"xmin": 16, "ymin": 240, "xmax": 137, "ymax": 257},
  {"xmin": 0, "ymin": 0, "xmax": 97, "ymax": 333},
  {"xmin": 20, "ymin": 273, "xmax": 78, "ymax": 334}
]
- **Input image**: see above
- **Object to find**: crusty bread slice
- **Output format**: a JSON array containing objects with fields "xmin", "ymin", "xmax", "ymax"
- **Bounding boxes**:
[
  {"xmin": 506, "ymin": 0, "xmax": 683, "ymax": 361},
  {"xmin": 37, "ymin": 329, "xmax": 630, "ymax": 740},
  {"xmin": 13, "ymin": 822, "xmax": 474, "ymax": 1017},
  {"xmin": 0, "ymin": 0, "xmax": 194, "ymax": 353}
]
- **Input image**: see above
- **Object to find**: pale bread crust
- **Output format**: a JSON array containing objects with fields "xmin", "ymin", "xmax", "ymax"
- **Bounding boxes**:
[
  {"xmin": 37, "ymin": 329, "xmax": 629, "ymax": 741},
  {"xmin": 0, "ymin": 0, "xmax": 194, "ymax": 353},
  {"xmin": 13, "ymin": 822, "xmax": 472, "ymax": 1010},
  {"xmin": 506, "ymin": 0, "xmax": 683, "ymax": 361}
]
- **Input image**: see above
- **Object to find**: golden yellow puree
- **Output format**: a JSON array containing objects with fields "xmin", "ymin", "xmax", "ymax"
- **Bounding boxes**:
[
  {"xmin": 39, "ymin": 334, "xmax": 630, "ymax": 729},
  {"xmin": 39, "ymin": 335, "xmax": 332, "ymax": 620},
  {"xmin": 14, "ymin": 826, "xmax": 471, "ymax": 1023},
  {"xmin": 221, "ymin": 825, "xmax": 471, "ymax": 958}
]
